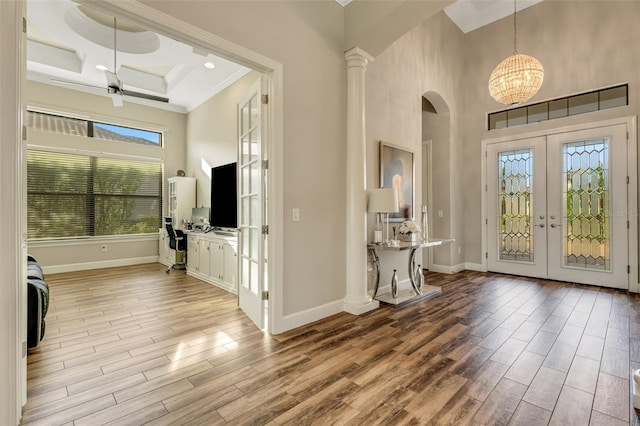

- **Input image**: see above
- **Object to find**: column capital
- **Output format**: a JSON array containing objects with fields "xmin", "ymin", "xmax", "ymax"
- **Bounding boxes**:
[{"xmin": 345, "ymin": 47, "xmax": 375, "ymax": 69}]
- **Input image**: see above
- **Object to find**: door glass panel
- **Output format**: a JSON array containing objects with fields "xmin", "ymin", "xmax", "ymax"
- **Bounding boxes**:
[
  {"xmin": 563, "ymin": 138, "xmax": 610, "ymax": 270},
  {"xmin": 498, "ymin": 149, "xmax": 533, "ymax": 262},
  {"xmin": 242, "ymin": 165, "xmax": 250, "ymax": 194},
  {"xmin": 241, "ymin": 104, "xmax": 249, "ymax": 134},
  {"xmin": 250, "ymin": 95, "xmax": 258, "ymax": 128},
  {"xmin": 250, "ymin": 228, "xmax": 258, "ymax": 259},
  {"xmin": 242, "ymin": 197, "xmax": 250, "ymax": 226}
]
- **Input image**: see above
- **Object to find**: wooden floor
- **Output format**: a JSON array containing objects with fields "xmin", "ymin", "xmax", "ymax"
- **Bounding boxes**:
[{"xmin": 21, "ymin": 264, "xmax": 640, "ymax": 425}]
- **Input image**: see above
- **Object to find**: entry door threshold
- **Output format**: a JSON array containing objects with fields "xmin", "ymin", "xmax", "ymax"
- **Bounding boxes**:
[{"xmin": 376, "ymin": 285, "xmax": 441, "ymax": 305}]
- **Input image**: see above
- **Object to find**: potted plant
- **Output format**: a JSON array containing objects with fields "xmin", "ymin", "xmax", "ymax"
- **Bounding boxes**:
[{"xmin": 398, "ymin": 220, "xmax": 421, "ymax": 242}]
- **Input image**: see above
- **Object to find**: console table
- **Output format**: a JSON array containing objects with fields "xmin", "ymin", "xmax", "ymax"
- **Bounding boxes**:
[{"xmin": 368, "ymin": 238, "xmax": 454, "ymax": 305}]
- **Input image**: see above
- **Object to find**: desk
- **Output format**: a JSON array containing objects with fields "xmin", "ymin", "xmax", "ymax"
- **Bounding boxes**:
[{"xmin": 368, "ymin": 238, "xmax": 454, "ymax": 305}]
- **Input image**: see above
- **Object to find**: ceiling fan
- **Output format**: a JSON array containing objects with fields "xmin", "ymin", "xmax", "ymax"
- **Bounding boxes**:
[{"xmin": 52, "ymin": 17, "xmax": 169, "ymax": 107}]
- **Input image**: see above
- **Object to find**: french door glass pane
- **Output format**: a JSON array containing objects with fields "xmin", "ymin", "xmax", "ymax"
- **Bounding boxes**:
[
  {"xmin": 498, "ymin": 149, "xmax": 533, "ymax": 262},
  {"xmin": 563, "ymin": 138, "xmax": 610, "ymax": 270}
]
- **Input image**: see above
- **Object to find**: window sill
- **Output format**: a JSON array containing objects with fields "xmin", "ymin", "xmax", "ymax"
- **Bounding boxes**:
[{"xmin": 28, "ymin": 234, "xmax": 159, "ymax": 248}]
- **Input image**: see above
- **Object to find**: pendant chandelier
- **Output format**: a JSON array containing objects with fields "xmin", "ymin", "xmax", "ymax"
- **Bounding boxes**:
[{"xmin": 488, "ymin": 0, "xmax": 544, "ymax": 105}]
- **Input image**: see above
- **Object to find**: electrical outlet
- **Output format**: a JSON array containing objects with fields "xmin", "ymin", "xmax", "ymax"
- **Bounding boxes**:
[
  {"xmin": 458, "ymin": 246, "xmax": 462, "ymax": 254},
  {"xmin": 101, "ymin": 244, "xmax": 107, "ymax": 252},
  {"xmin": 437, "ymin": 210, "xmax": 444, "ymax": 218},
  {"xmin": 292, "ymin": 208, "xmax": 300, "ymax": 222}
]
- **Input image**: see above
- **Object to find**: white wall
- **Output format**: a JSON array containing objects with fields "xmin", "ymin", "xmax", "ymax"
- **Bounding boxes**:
[
  {"xmin": 186, "ymin": 71, "xmax": 260, "ymax": 207},
  {"xmin": 141, "ymin": 0, "xmax": 348, "ymax": 315},
  {"xmin": 25, "ymin": 81, "xmax": 187, "ymax": 271}
]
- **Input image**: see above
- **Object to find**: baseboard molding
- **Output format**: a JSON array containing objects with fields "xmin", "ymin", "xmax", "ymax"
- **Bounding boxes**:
[
  {"xmin": 41, "ymin": 256, "xmax": 159, "ymax": 275},
  {"xmin": 429, "ymin": 263, "xmax": 465, "ymax": 274},
  {"xmin": 464, "ymin": 262, "xmax": 485, "ymax": 272},
  {"xmin": 275, "ymin": 299, "xmax": 345, "ymax": 334}
]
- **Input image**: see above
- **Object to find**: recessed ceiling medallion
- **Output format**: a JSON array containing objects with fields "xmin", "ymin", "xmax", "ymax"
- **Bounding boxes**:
[{"xmin": 64, "ymin": 5, "xmax": 160, "ymax": 54}]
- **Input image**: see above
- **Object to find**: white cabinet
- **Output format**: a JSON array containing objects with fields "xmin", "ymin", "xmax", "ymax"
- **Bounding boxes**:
[
  {"xmin": 167, "ymin": 176, "xmax": 196, "ymax": 227},
  {"xmin": 187, "ymin": 236, "xmax": 199, "ymax": 272},
  {"xmin": 222, "ymin": 242, "xmax": 238, "ymax": 289},
  {"xmin": 198, "ymin": 239, "xmax": 210, "ymax": 276},
  {"xmin": 186, "ymin": 232, "xmax": 238, "ymax": 294},
  {"xmin": 158, "ymin": 228, "xmax": 175, "ymax": 267}
]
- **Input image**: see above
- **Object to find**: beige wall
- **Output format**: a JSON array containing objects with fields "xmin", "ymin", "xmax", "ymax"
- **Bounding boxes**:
[
  {"xmin": 422, "ymin": 109, "xmax": 451, "ymax": 267},
  {"xmin": 142, "ymin": 1, "xmax": 348, "ymax": 315},
  {"xmin": 186, "ymin": 71, "xmax": 259, "ymax": 207},
  {"xmin": 25, "ymin": 81, "xmax": 187, "ymax": 270},
  {"xmin": 366, "ymin": 11, "xmax": 465, "ymax": 281}
]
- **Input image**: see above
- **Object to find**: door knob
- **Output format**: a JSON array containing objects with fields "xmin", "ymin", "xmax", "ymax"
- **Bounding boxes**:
[
  {"xmin": 550, "ymin": 223, "xmax": 561, "ymax": 228},
  {"xmin": 538, "ymin": 224, "xmax": 545, "ymax": 228}
]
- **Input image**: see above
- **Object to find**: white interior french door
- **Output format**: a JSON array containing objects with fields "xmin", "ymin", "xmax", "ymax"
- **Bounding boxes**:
[
  {"xmin": 487, "ymin": 124, "xmax": 630, "ymax": 289},
  {"xmin": 238, "ymin": 78, "xmax": 266, "ymax": 328}
]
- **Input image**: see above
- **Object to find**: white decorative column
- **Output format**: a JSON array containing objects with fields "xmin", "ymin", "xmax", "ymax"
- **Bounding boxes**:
[{"xmin": 343, "ymin": 47, "xmax": 378, "ymax": 315}]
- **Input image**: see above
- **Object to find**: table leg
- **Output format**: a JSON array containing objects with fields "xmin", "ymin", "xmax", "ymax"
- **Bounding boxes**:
[
  {"xmin": 408, "ymin": 247, "xmax": 422, "ymax": 295},
  {"xmin": 368, "ymin": 248, "xmax": 380, "ymax": 299}
]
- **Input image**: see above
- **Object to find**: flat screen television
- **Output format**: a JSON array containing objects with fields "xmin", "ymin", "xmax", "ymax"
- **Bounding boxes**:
[{"xmin": 210, "ymin": 162, "xmax": 237, "ymax": 229}]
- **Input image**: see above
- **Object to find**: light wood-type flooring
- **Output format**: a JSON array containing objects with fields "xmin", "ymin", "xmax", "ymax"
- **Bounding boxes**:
[{"xmin": 21, "ymin": 263, "xmax": 640, "ymax": 425}]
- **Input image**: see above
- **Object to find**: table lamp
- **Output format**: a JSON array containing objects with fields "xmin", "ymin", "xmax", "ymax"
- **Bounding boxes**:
[{"xmin": 367, "ymin": 188, "xmax": 399, "ymax": 245}]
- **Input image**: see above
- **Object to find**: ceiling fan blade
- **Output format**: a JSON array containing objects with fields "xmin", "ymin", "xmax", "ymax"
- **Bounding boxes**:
[
  {"xmin": 50, "ymin": 78, "xmax": 104, "ymax": 90},
  {"xmin": 104, "ymin": 70, "xmax": 121, "ymax": 89},
  {"xmin": 122, "ymin": 89, "xmax": 169, "ymax": 103},
  {"xmin": 110, "ymin": 94, "xmax": 124, "ymax": 107}
]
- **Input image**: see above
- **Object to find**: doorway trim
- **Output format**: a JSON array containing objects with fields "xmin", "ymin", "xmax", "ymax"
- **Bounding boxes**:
[
  {"xmin": 422, "ymin": 140, "xmax": 433, "ymax": 270},
  {"xmin": 481, "ymin": 116, "xmax": 638, "ymax": 292}
]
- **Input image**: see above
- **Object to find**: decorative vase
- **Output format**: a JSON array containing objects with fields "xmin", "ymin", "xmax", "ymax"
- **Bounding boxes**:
[
  {"xmin": 399, "ymin": 233, "xmax": 417, "ymax": 242},
  {"xmin": 391, "ymin": 269, "xmax": 398, "ymax": 298},
  {"xmin": 421, "ymin": 205, "xmax": 429, "ymax": 241},
  {"xmin": 415, "ymin": 263, "xmax": 424, "ymax": 292}
]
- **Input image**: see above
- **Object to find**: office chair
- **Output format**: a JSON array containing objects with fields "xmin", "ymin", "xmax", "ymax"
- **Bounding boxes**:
[{"xmin": 165, "ymin": 217, "xmax": 187, "ymax": 273}]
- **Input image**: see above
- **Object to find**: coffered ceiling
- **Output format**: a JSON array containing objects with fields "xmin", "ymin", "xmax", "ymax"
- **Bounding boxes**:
[{"xmin": 26, "ymin": 0, "xmax": 251, "ymax": 113}]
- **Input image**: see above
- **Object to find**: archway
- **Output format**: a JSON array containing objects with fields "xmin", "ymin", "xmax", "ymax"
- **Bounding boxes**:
[{"xmin": 421, "ymin": 91, "xmax": 452, "ymax": 271}]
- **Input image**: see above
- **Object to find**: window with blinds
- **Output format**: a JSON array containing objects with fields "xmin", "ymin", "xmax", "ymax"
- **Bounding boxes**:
[{"xmin": 27, "ymin": 150, "xmax": 162, "ymax": 239}]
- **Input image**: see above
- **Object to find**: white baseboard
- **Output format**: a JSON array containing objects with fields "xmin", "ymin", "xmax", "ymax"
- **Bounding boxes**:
[
  {"xmin": 274, "ymin": 299, "xmax": 345, "ymax": 334},
  {"xmin": 464, "ymin": 262, "xmax": 485, "ymax": 272},
  {"xmin": 429, "ymin": 263, "xmax": 464, "ymax": 274},
  {"xmin": 41, "ymin": 256, "xmax": 159, "ymax": 275}
]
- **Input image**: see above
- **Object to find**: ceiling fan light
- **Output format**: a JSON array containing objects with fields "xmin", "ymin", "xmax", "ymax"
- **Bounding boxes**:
[
  {"xmin": 204, "ymin": 62, "xmax": 216, "ymax": 69},
  {"xmin": 488, "ymin": 53, "xmax": 544, "ymax": 105}
]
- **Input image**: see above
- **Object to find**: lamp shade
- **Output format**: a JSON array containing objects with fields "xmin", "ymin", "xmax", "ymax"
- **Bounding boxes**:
[{"xmin": 368, "ymin": 188, "xmax": 399, "ymax": 213}]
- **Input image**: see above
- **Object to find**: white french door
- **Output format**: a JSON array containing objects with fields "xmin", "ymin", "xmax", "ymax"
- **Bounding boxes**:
[
  {"xmin": 487, "ymin": 124, "xmax": 630, "ymax": 289},
  {"xmin": 238, "ymin": 78, "xmax": 267, "ymax": 328}
]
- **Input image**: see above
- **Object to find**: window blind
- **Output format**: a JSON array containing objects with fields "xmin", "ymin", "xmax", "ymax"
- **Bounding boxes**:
[{"xmin": 27, "ymin": 150, "xmax": 162, "ymax": 239}]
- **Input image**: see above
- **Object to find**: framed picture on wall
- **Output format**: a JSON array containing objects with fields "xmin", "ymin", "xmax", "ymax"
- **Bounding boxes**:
[{"xmin": 380, "ymin": 141, "xmax": 414, "ymax": 222}]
